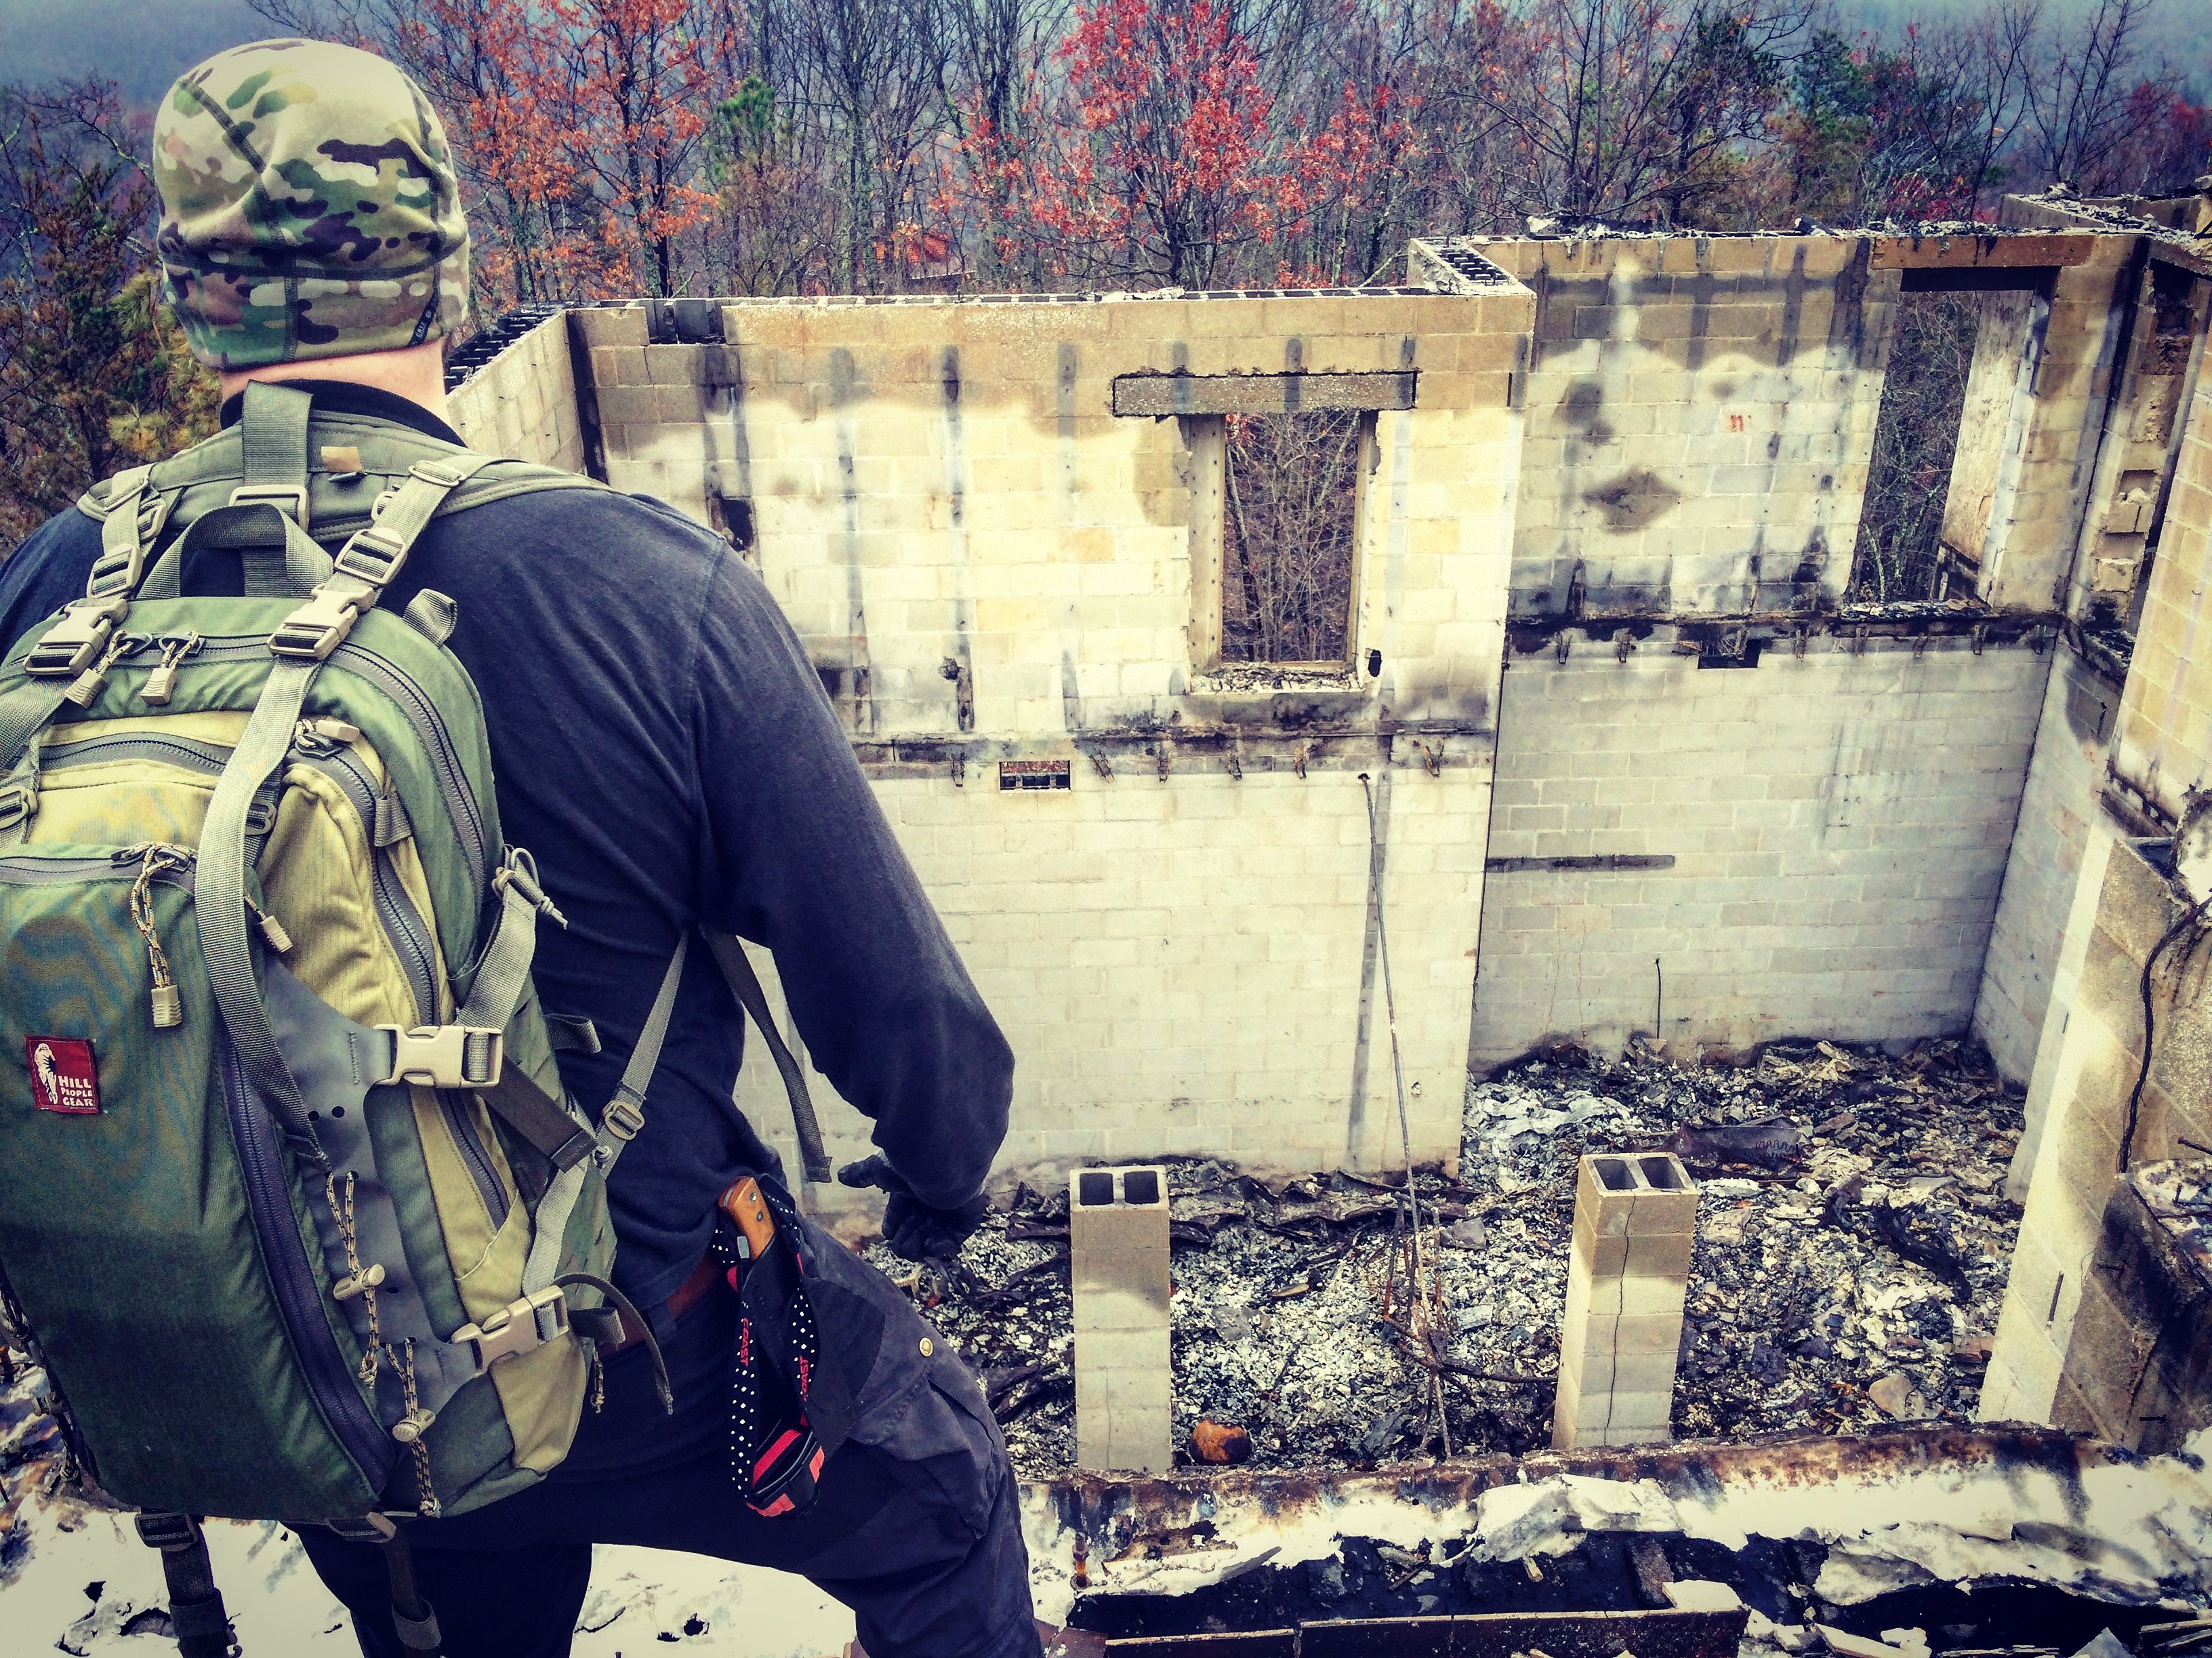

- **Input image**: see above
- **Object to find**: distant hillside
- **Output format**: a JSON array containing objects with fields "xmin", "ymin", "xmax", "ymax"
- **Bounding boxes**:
[
  {"xmin": 0, "ymin": 0, "xmax": 274, "ymax": 108},
  {"xmin": 1834, "ymin": 0, "xmax": 2208, "ymax": 89}
]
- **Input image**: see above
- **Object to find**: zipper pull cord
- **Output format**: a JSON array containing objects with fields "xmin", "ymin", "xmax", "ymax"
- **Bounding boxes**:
[
  {"xmin": 127, "ymin": 845, "xmax": 190, "ymax": 1030},
  {"xmin": 141, "ymin": 631, "xmax": 201, "ymax": 706},
  {"xmin": 394, "ymin": 1339, "xmax": 440, "ymax": 1518},
  {"xmin": 65, "ymin": 632, "xmax": 146, "ymax": 710},
  {"xmin": 325, "ymin": 1170, "xmax": 386, "ymax": 1383}
]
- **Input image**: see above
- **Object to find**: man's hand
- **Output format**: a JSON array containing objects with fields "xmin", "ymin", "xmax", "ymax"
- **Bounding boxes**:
[{"xmin": 838, "ymin": 1154, "xmax": 989, "ymax": 1261}]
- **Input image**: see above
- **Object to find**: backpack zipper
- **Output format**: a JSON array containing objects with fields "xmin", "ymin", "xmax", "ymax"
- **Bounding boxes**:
[
  {"xmin": 0, "ymin": 848, "xmax": 198, "ymax": 888},
  {"xmin": 218, "ymin": 1036, "xmax": 395, "ymax": 1491},
  {"xmin": 39, "ymin": 732, "xmax": 234, "ymax": 774},
  {"xmin": 98, "ymin": 632, "xmax": 490, "ymax": 910},
  {"xmin": 296, "ymin": 746, "xmax": 440, "ymax": 1020}
]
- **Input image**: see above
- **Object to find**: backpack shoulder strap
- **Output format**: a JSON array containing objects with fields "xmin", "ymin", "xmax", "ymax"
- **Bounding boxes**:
[
  {"xmin": 73, "ymin": 406, "xmax": 607, "ymax": 557},
  {"xmin": 703, "ymin": 933, "xmax": 832, "ymax": 1184}
]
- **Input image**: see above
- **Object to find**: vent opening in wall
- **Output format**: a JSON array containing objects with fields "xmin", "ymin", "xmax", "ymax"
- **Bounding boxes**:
[{"xmin": 1697, "ymin": 636, "xmax": 1765, "ymax": 669}]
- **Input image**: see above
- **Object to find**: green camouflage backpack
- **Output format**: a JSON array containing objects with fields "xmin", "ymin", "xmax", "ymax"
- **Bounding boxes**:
[{"xmin": 0, "ymin": 384, "xmax": 827, "ymax": 1635}]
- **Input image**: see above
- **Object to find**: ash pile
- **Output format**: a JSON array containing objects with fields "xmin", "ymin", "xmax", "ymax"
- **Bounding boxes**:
[{"xmin": 873, "ymin": 1036, "xmax": 2024, "ymax": 1472}]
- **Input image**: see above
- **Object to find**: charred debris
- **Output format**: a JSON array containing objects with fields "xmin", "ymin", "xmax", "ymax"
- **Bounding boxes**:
[{"xmin": 872, "ymin": 1036, "xmax": 2025, "ymax": 1472}]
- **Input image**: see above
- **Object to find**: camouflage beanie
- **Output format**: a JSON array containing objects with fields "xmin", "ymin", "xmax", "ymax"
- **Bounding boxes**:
[{"xmin": 155, "ymin": 39, "xmax": 470, "ymax": 370}]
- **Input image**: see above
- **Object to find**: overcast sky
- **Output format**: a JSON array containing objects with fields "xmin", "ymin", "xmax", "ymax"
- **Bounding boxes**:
[
  {"xmin": 0, "ymin": 0, "xmax": 2202, "ymax": 114},
  {"xmin": 0, "ymin": 0, "xmax": 276, "ymax": 108}
]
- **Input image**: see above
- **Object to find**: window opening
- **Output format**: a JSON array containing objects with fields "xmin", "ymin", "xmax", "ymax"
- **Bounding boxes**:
[
  {"xmin": 1220, "ymin": 409, "xmax": 1366, "ymax": 664},
  {"xmin": 1853, "ymin": 289, "xmax": 1982, "ymax": 603}
]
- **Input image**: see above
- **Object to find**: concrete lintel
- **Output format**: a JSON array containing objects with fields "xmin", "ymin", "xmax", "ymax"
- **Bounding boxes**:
[
  {"xmin": 1871, "ymin": 233, "xmax": 2097, "ymax": 271},
  {"xmin": 1112, "ymin": 371, "xmax": 1419, "ymax": 418}
]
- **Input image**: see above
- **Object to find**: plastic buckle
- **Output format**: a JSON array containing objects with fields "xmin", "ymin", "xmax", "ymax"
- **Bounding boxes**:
[
  {"xmin": 600, "ymin": 1098, "xmax": 645, "ymax": 1142},
  {"xmin": 0, "ymin": 780, "xmax": 35, "ymax": 832},
  {"xmin": 26, "ymin": 597, "xmax": 129, "ymax": 676},
  {"xmin": 85, "ymin": 542, "xmax": 149, "ymax": 601},
  {"xmin": 409, "ymin": 459, "xmax": 469, "ymax": 489},
  {"xmin": 332, "ymin": 522, "xmax": 406, "ymax": 586},
  {"xmin": 134, "ymin": 1512, "xmax": 203, "ymax": 1552},
  {"xmin": 453, "ymin": 1286, "xmax": 569, "ymax": 1375},
  {"xmin": 269, "ymin": 586, "xmax": 364, "ymax": 660},
  {"xmin": 372, "ymin": 1024, "xmax": 504, "ymax": 1088},
  {"xmin": 229, "ymin": 482, "xmax": 310, "ymax": 529}
]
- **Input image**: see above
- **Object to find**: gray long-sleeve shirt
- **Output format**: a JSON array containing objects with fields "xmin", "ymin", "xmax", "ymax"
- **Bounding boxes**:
[{"xmin": 0, "ymin": 380, "xmax": 1014, "ymax": 1310}]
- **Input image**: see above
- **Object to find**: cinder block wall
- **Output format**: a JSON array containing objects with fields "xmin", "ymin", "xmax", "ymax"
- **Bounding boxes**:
[
  {"xmin": 1429, "ymin": 234, "xmax": 1898, "ymax": 617},
  {"xmin": 566, "ymin": 287, "xmax": 1530, "ymax": 1181},
  {"xmin": 1977, "ymin": 239, "xmax": 2142, "ymax": 613},
  {"xmin": 1471, "ymin": 633, "xmax": 2048, "ymax": 1065},
  {"xmin": 1988, "ymin": 324, "xmax": 2212, "ymax": 1421},
  {"xmin": 444, "ymin": 312, "xmax": 588, "ymax": 472},
  {"xmin": 1972, "ymin": 642, "xmax": 2121, "ymax": 1084},
  {"xmin": 2111, "ymin": 368, "xmax": 2212, "ymax": 823},
  {"xmin": 1982, "ymin": 836, "xmax": 2211, "ymax": 1423}
]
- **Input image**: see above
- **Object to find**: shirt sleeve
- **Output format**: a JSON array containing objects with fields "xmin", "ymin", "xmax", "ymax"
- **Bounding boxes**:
[
  {"xmin": 685, "ymin": 548, "xmax": 1013, "ymax": 1211},
  {"xmin": 0, "ymin": 510, "xmax": 102, "ymax": 660}
]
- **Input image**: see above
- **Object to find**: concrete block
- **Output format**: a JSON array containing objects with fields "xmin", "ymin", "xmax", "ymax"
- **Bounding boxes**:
[
  {"xmin": 1554, "ymin": 1150, "xmax": 1696, "ymax": 1447},
  {"xmin": 1605, "ymin": 1390, "xmax": 1676, "ymax": 1432},
  {"xmin": 1070, "ymin": 1165, "xmax": 1173, "ymax": 1473},
  {"xmin": 1625, "ymin": 1229, "xmax": 1694, "ymax": 1280}
]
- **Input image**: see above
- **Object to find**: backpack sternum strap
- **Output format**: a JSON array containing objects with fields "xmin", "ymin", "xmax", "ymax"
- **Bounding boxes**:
[{"xmin": 270, "ymin": 456, "xmax": 493, "ymax": 662}]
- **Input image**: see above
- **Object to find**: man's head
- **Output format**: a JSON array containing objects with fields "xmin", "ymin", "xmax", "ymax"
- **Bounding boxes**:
[{"xmin": 155, "ymin": 38, "xmax": 469, "ymax": 373}]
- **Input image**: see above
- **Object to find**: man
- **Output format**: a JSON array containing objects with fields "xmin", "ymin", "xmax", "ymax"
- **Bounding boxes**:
[{"xmin": 0, "ymin": 37, "xmax": 1033, "ymax": 1658}]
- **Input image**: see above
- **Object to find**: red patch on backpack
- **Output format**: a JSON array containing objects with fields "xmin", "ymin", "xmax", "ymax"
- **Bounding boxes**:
[{"xmin": 26, "ymin": 1038, "xmax": 100, "ymax": 1115}]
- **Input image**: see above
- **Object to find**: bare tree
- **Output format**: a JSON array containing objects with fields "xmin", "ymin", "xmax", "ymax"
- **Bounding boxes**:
[
  {"xmin": 1851, "ymin": 290, "xmax": 1979, "ymax": 603},
  {"xmin": 779, "ymin": 0, "xmax": 948, "ymax": 291},
  {"xmin": 1223, "ymin": 409, "xmax": 1365, "ymax": 663},
  {"xmin": 1475, "ymin": 0, "xmax": 1809, "ymax": 224},
  {"xmin": 2021, "ymin": 0, "xmax": 2159, "ymax": 191}
]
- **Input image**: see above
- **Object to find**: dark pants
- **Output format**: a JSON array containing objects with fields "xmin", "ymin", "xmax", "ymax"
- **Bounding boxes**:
[{"xmin": 301, "ymin": 1217, "xmax": 1038, "ymax": 1658}]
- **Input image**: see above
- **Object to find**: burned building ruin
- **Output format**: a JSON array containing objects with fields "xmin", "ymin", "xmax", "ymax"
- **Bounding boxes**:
[{"xmin": 9, "ymin": 189, "xmax": 2212, "ymax": 1651}]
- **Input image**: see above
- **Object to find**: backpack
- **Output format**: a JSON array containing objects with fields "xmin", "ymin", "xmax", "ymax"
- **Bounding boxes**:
[{"xmin": 0, "ymin": 384, "xmax": 827, "ymax": 1653}]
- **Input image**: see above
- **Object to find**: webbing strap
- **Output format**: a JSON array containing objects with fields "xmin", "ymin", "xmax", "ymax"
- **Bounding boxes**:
[
  {"xmin": 140, "ymin": 502, "xmax": 335, "ymax": 601},
  {"xmin": 0, "ymin": 677, "xmax": 69, "ymax": 774},
  {"xmin": 522, "ymin": 1162, "xmax": 588, "ymax": 1299},
  {"xmin": 270, "ymin": 454, "xmax": 494, "ymax": 661},
  {"xmin": 195, "ymin": 454, "xmax": 485, "ymax": 1162},
  {"xmin": 87, "ymin": 467, "xmax": 159, "ymax": 599},
  {"xmin": 136, "ymin": 1513, "xmax": 237, "ymax": 1658},
  {"xmin": 237, "ymin": 382, "xmax": 313, "ymax": 523},
  {"xmin": 609, "ymin": 935, "xmax": 691, "ymax": 1126},
  {"xmin": 199, "ymin": 656, "xmax": 324, "ymax": 1155},
  {"xmin": 705, "ymin": 933, "xmax": 834, "ymax": 1183},
  {"xmin": 455, "ymin": 863, "xmax": 542, "ymax": 1032},
  {"xmin": 475, "ymin": 1067, "xmax": 597, "ymax": 1171},
  {"xmin": 0, "ymin": 469, "xmax": 161, "ymax": 768},
  {"xmin": 521, "ymin": 941, "xmax": 690, "ymax": 1298},
  {"xmin": 376, "ymin": 1529, "xmax": 444, "ymax": 1655}
]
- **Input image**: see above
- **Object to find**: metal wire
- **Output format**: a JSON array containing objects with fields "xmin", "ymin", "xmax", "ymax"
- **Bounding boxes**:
[{"xmin": 1358, "ymin": 770, "xmax": 1450, "ymax": 1459}]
